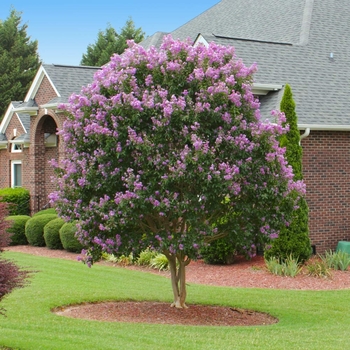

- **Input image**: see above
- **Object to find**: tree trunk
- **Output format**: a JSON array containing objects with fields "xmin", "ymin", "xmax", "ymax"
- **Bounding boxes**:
[{"xmin": 163, "ymin": 250, "xmax": 190, "ymax": 308}]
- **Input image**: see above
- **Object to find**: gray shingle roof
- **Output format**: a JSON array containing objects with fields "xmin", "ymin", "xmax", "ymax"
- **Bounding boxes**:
[
  {"xmin": 17, "ymin": 113, "xmax": 31, "ymax": 133},
  {"xmin": 141, "ymin": 32, "xmax": 168, "ymax": 50},
  {"xmin": 0, "ymin": 133, "xmax": 7, "ymax": 142},
  {"xmin": 141, "ymin": 0, "xmax": 350, "ymax": 128},
  {"xmin": 42, "ymin": 64, "xmax": 100, "ymax": 105},
  {"xmin": 171, "ymin": 0, "xmax": 306, "ymax": 45},
  {"xmin": 12, "ymin": 133, "xmax": 30, "ymax": 143}
]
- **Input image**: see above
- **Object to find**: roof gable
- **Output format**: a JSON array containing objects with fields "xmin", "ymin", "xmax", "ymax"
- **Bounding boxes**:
[
  {"xmin": 41, "ymin": 64, "xmax": 99, "ymax": 107},
  {"xmin": 24, "ymin": 65, "xmax": 59, "ymax": 102}
]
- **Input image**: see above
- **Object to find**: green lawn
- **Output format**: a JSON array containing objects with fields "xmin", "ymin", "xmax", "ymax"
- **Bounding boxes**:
[{"xmin": 1, "ymin": 251, "xmax": 350, "ymax": 350}]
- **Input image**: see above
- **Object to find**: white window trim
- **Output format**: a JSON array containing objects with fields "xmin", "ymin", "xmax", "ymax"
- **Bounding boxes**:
[
  {"xmin": 11, "ymin": 160, "xmax": 22, "ymax": 188},
  {"xmin": 11, "ymin": 143, "xmax": 22, "ymax": 153}
]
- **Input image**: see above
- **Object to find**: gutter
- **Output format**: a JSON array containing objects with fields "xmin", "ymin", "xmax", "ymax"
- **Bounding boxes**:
[
  {"xmin": 299, "ymin": 124, "xmax": 350, "ymax": 131},
  {"xmin": 13, "ymin": 106, "xmax": 38, "ymax": 116},
  {"xmin": 41, "ymin": 103, "xmax": 59, "ymax": 110},
  {"xmin": 300, "ymin": 127, "xmax": 310, "ymax": 142}
]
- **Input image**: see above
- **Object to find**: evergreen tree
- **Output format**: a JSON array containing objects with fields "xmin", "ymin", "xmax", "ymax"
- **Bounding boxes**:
[
  {"xmin": 265, "ymin": 84, "xmax": 312, "ymax": 263},
  {"xmin": 80, "ymin": 18, "xmax": 145, "ymax": 67},
  {"xmin": 0, "ymin": 9, "xmax": 40, "ymax": 120},
  {"xmin": 114, "ymin": 18, "xmax": 145, "ymax": 54}
]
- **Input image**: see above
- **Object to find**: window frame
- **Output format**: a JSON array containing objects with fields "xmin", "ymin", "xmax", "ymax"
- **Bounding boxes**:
[
  {"xmin": 11, "ymin": 160, "xmax": 22, "ymax": 188},
  {"xmin": 11, "ymin": 142, "xmax": 22, "ymax": 153}
]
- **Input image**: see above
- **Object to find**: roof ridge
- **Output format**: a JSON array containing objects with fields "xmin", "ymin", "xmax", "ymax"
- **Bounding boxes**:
[
  {"xmin": 212, "ymin": 34, "xmax": 293, "ymax": 46},
  {"xmin": 44, "ymin": 63, "xmax": 100, "ymax": 69},
  {"xmin": 298, "ymin": 0, "xmax": 314, "ymax": 46}
]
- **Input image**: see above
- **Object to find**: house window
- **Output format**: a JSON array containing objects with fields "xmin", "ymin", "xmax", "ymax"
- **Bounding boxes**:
[
  {"xmin": 11, "ymin": 143, "xmax": 22, "ymax": 153},
  {"xmin": 11, "ymin": 160, "xmax": 22, "ymax": 188}
]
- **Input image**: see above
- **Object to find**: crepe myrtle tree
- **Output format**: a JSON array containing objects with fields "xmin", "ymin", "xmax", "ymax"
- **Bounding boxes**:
[{"xmin": 50, "ymin": 36, "xmax": 305, "ymax": 309}]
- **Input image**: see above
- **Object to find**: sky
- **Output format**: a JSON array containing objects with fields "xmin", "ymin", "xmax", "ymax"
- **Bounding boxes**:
[{"xmin": 1, "ymin": 0, "xmax": 219, "ymax": 66}]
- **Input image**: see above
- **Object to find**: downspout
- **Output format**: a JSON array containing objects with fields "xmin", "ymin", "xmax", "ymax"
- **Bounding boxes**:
[{"xmin": 300, "ymin": 127, "xmax": 310, "ymax": 145}]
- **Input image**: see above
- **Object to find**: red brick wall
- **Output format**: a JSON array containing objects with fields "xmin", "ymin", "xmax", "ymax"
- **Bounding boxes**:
[
  {"xmin": 0, "ymin": 113, "xmax": 28, "ymax": 188},
  {"xmin": 5, "ymin": 114, "xmax": 26, "ymax": 141},
  {"xmin": 35, "ymin": 76, "xmax": 58, "ymax": 106},
  {"xmin": 302, "ymin": 130, "xmax": 350, "ymax": 253},
  {"xmin": 28, "ymin": 110, "xmax": 63, "ymax": 214},
  {"xmin": 0, "ymin": 149, "xmax": 9, "ymax": 188}
]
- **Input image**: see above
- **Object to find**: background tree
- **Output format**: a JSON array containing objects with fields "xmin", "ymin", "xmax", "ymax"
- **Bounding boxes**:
[
  {"xmin": 264, "ymin": 84, "xmax": 311, "ymax": 262},
  {"xmin": 0, "ymin": 9, "xmax": 40, "ymax": 120},
  {"xmin": 80, "ymin": 18, "xmax": 145, "ymax": 67},
  {"xmin": 0, "ymin": 201, "xmax": 28, "ymax": 314},
  {"xmin": 51, "ymin": 36, "xmax": 305, "ymax": 309}
]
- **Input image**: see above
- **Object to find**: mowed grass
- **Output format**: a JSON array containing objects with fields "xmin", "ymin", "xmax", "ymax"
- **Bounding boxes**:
[{"xmin": 1, "ymin": 251, "xmax": 350, "ymax": 350}]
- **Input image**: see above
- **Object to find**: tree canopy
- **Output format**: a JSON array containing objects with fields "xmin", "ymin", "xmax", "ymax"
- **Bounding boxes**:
[
  {"xmin": 80, "ymin": 18, "xmax": 145, "ymax": 67},
  {"xmin": 0, "ymin": 9, "xmax": 40, "ymax": 120},
  {"xmin": 51, "ymin": 36, "xmax": 305, "ymax": 308}
]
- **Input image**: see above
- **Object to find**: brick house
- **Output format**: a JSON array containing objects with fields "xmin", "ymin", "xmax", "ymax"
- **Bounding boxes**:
[
  {"xmin": 1, "ymin": 0, "xmax": 350, "ymax": 254},
  {"xmin": 0, "ymin": 64, "xmax": 99, "ymax": 214},
  {"xmin": 141, "ymin": 0, "xmax": 350, "ymax": 253}
]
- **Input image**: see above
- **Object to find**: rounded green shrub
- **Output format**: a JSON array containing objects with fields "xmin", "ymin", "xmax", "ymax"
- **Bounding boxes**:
[
  {"xmin": 0, "ymin": 187, "xmax": 30, "ymax": 215},
  {"xmin": 25, "ymin": 214, "xmax": 58, "ymax": 247},
  {"xmin": 200, "ymin": 236, "xmax": 236, "ymax": 265},
  {"xmin": 43, "ymin": 218, "xmax": 65, "ymax": 249},
  {"xmin": 33, "ymin": 208, "xmax": 57, "ymax": 217},
  {"xmin": 5, "ymin": 215, "xmax": 31, "ymax": 245},
  {"xmin": 59, "ymin": 222, "xmax": 83, "ymax": 253}
]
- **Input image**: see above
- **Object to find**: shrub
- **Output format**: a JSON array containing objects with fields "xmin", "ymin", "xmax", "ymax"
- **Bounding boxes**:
[
  {"xmin": 150, "ymin": 253, "xmax": 170, "ymax": 271},
  {"xmin": 201, "ymin": 236, "xmax": 236, "ymax": 265},
  {"xmin": 0, "ymin": 202, "xmax": 28, "ymax": 314},
  {"xmin": 117, "ymin": 254, "xmax": 134, "ymax": 266},
  {"xmin": 0, "ymin": 259, "xmax": 28, "ymax": 313},
  {"xmin": 5, "ymin": 215, "xmax": 31, "ymax": 245},
  {"xmin": 59, "ymin": 222, "xmax": 83, "ymax": 253},
  {"xmin": 265, "ymin": 85, "xmax": 311, "ymax": 263},
  {"xmin": 33, "ymin": 208, "xmax": 57, "ymax": 217},
  {"xmin": 137, "ymin": 248, "xmax": 158, "ymax": 266},
  {"xmin": 0, "ymin": 187, "xmax": 30, "ymax": 215},
  {"xmin": 25, "ymin": 214, "xmax": 58, "ymax": 246},
  {"xmin": 306, "ymin": 258, "xmax": 332, "ymax": 279},
  {"xmin": 43, "ymin": 218, "xmax": 65, "ymax": 249},
  {"xmin": 324, "ymin": 250, "xmax": 350, "ymax": 271},
  {"xmin": 101, "ymin": 252, "xmax": 119, "ymax": 263},
  {"xmin": 265, "ymin": 255, "xmax": 302, "ymax": 277}
]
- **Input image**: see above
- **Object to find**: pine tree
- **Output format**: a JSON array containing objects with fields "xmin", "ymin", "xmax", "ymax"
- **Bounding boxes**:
[
  {"xmin": 80, "ymin": 18, "xmax": 145, "ymax": 67},
  {"xmin": 264, "ymin": 84, "xmax": 312, "ymax": 262},
  {"xmin": 0, "ymin": 9, "xmax": 40, "ymax": 120}
]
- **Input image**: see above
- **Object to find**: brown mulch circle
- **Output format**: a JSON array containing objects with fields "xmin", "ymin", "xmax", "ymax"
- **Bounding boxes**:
[
  {"xmin": 5, "ymin": 245, "xmax": 350, "ymax": 326},
  {"xmin": 53, "ymin": 301, "xmax": 277, "ymax": 326}
]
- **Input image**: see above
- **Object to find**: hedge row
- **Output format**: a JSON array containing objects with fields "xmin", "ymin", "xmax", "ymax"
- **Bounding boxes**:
[
  {"xmin": 4, "ymin": 209, "xmax": 83, "ymax": 253},
  {"xmin": 0, "ymin": 188, "xmax": 30, "ymax": 216}
]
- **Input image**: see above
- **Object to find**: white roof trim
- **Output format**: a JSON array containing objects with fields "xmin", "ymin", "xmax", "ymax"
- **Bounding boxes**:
[
  {"xmin": 193, "ymin": 34, "xmax": 209, "ymax": 47},
  {"xmin": 299, "ymin": 124, "xmax": 350, "ymax": 131},
  {"xmin": 0, "ymin": 104, "xmax": 38, "ymax": 134},
  {"xmin": 24, "ymin": 65, "xmax": 60, "ymax": 102},
  {"xmin": 252, "ymin": 83, "xmax": 283, "ymax": 95},
  {"xmin": 0, "ymin": 103, "xmax": 15, "ymax": 134},
  {"xmin": 14, "ymin": 107, "xmax": 38, "ymax": 115},
  {"xmin": 41, "ymin": 103, "xmax": 59, "ymax": 109}
]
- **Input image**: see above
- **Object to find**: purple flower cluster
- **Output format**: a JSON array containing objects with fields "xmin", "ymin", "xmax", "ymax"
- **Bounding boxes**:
[{"xmin": 50, "ymin": 35, "xmax": 305, "ymax": 262}]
